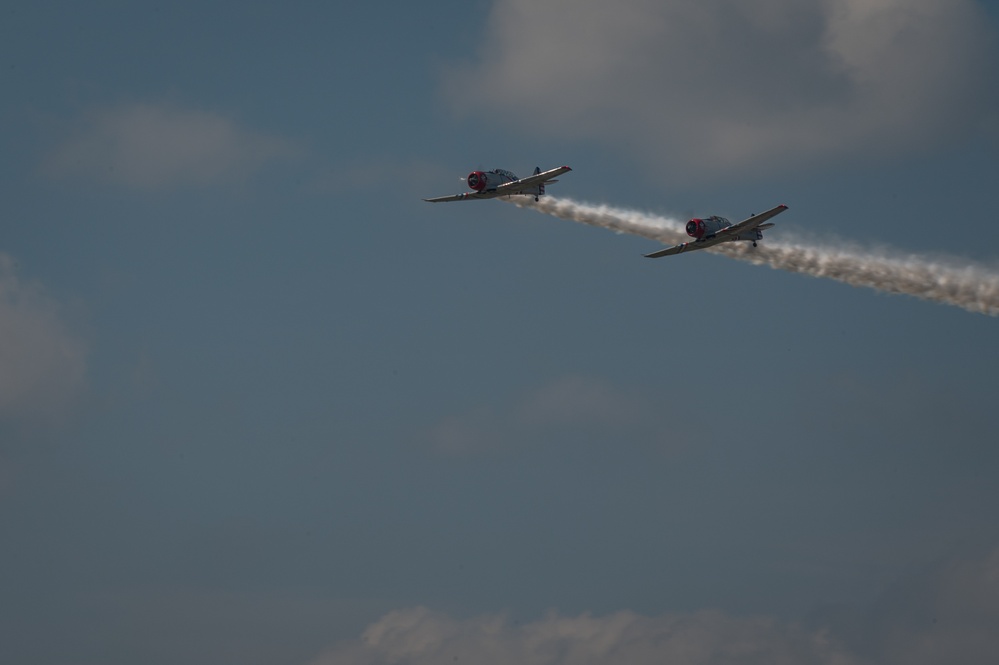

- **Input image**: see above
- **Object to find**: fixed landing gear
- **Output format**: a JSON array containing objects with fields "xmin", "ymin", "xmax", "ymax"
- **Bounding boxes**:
[
  {"xmin": 535, "ymin": 196, "xmax": 540, "ymax": 202},
  {"xmin": 752, "ymin": 242, "xmax": 758, "ymax": 247}
]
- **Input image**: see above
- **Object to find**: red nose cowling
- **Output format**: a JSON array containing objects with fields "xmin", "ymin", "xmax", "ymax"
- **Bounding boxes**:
[
  {"xmin": 467, "ymin": 171, "xmax": 487, "ymax": 191},
  {"xmin": 686, "ymin": 218, "xmax": 705, "ymax": 239}
]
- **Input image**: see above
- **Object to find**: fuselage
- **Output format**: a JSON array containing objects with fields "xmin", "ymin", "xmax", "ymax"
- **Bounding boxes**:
[
  {"xmin": 466, "ymin": 169, "xmax": 518, "ymax": 192},
  {"xmin": 687, "ymin": 215, "xmax": 764, "ymax": 243},
  {"xmin": 686, "ymin": 215, "xmax": 729, "ymax": 239}
]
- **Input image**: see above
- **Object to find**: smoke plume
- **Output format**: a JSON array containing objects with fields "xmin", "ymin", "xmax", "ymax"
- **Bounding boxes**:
[{"xmin": 513, "ymin": 197, "xmax": 999, "ymax": 316}]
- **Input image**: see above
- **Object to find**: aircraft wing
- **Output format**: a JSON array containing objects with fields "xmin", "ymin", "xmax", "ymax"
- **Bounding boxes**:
[
  {"xmin": 423, "ymin": 191, "xmax": 497, "ymax": 203},
  {"xmin": 494, "ymin": 166, "xmax": 572, "ymax": 194},
  {"xmin": 716, "ymin": 204, "xmax": 788, "ymax": 238},
  {"xmin": 644, "ymin": 237, "xmax": 724, "ymax": 258}
]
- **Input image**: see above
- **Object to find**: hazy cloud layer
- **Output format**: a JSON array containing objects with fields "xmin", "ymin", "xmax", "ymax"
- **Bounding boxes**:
[
  {"xmin": 314, "ymin": 607, "xmax": 858, "ymax": 665},
  {"xmin": 46, "ymin": 102, "xmax": 296, "ymax": 189},
  {"xmin": 307, "ymin": 157, "xmax": 454, "ymax": 197},
  {"xmin": 0, "ymin": 255, "xmax": 86, "ymax": 422},
  {"xmin": 444, "ymin": 0, "xmax": 998, "ymax": 181},
  {"xmin": 426, "ymin": 375, "xmax": 688, "ymax": 456},
  {"xmin": 311, "ymin": 546, "xmax": 999, "ymax": 665}
]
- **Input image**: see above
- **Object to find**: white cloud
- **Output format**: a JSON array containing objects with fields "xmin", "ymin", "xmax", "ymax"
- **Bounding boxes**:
[
  {"xmin": 310, "ymin": 545, "xmax": 999, "ymax": 665},
  {"xmin": 0, "ymin": 255, "xmax": 86, "ymax": 422},
  {"xmin": 46, "ymin": 101, "xmax": 296, "ymax": 189},
  {"xmin": 443, "ymin": 0, "xmax": 998, "ymax": 182}
]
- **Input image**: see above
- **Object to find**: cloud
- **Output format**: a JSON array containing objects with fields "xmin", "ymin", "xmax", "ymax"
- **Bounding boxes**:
[
  {"xmin": 517, "ymin": 375, "xmax": 643, "ymax": 427},
  {"xmin": 0, "ymin": 255, "xmax": 87, "ymax": 423},
  {"xmin": 443, "ymin": 0, "xmax": 998, "ymax": 182},
  {"xmin": 311, "ymin": 607, "xmax": 860, "ymax": 665},
  {"xmin": 426, "ymin": 375, "xmax": 682, "ymax": 456},
  {"xmin": 821, "ymin": 546, "xmax": 999, "ymax": 665},
  {"xmin": 46, "ymin": 101, "xmax": 296, "ymax": 189},
  {"xmin": 310, "ymin": 546, "xmax": 999, "ymax": 665},
  {"xmin": 307, "ymin": 158, "xmax": 454, "ymax": 196},
  {"xmin": 427, "ymin": 406, "xmax": 508, "ymax": 456}
]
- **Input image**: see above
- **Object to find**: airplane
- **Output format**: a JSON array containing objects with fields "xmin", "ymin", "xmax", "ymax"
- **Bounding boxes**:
[
  {"xmin": 644, "ymin": 204, "xmax": 788, "ymax": 258},
  {"xmin": 423, "ymin": 165, "xmax": 571, "ymax": 203}
]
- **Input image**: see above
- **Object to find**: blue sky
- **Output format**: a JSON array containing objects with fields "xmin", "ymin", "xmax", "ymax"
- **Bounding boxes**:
[{"xmin": 2, "ymin": 2, "xmax": 999, "ymax": 664}]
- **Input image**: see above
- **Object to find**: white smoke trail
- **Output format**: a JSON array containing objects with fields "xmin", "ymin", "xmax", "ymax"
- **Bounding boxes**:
[{"xmin": 511, "ymin": 197, "xmax": 999, "ymax": 316}]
